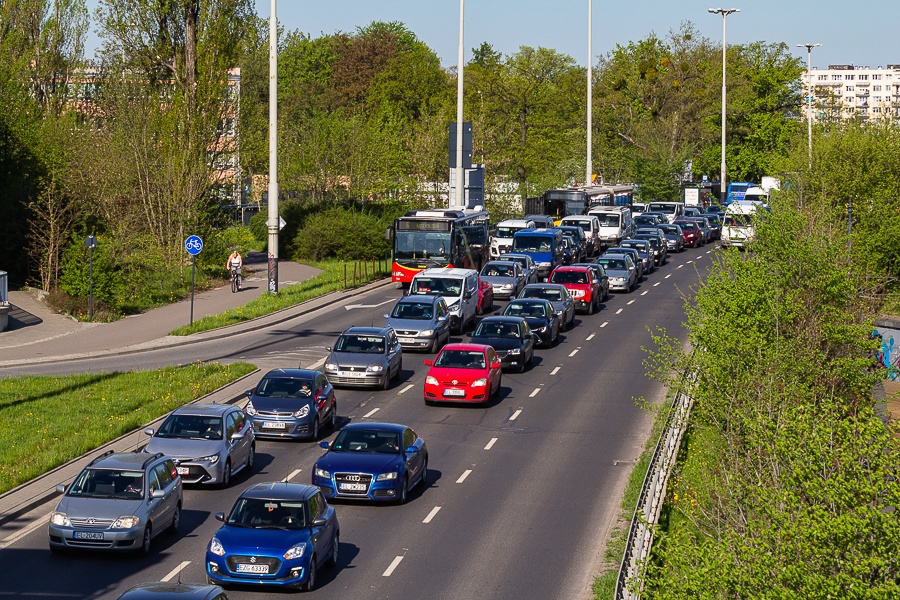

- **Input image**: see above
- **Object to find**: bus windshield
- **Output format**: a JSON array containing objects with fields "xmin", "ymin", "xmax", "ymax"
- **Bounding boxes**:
[{"xmin": 394, "ymin": 231, "xmax": 451, "ymax": 264}]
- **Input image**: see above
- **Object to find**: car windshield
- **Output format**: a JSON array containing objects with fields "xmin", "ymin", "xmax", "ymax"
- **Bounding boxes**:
[
  {"xmin": 512, "ymin": 236, "xmax": 552, "ymax": 252},
  {"xmin": 505, "ymin": 303, "xmax": 547, "ymax": 318},
  {"xmin": 522, "ymin": 287, "xmax": 562, "ymax": 301},
  {"xmin": 659, "ymin": 225, "xmax": 679, "ymax": 234},
  {"xmin": 621, "ymin": 242, "xmax": 645, "ymax": 252},
  {"xmin": 648, "ymin": 203, "xmax": 677, "ymax": 214},
  {"xmin": 598, "ymin": 259, "xmax": 626, "ymax": 270},
  {"xmin": 411, "ymin": 277, "xmax": 462, "ymax": 296},
  {"xmin": 498, "ymin": 256, "xmax": 527, "ymax": 269},
  {"xmin": 227, "ymin": 498, "xmax": 308, "ymax": 530},
  {"xmin": 255, "ymin": 377, "xmax": 314, "ymax": 397},
  {"xmin": 157, "ymin": 414, "xmax": 224, "ymax": 440},
  {"xmin": 481, "ymin": 263, "xmax": 514, "ymax": 277},
  {"xmin": 724, "ymin": 214, "xmax": 752, "ymax": 226},
  {"xmin": 496, "ymin": 226, "xmax": 524, "ymax": 238},
  {"xmin": 68, "ymin": 468, "xmax": 145, "ymax": 499},
  {"xmin": 550, "ymin": 271, "xmax": 588, "ymax": 284},
  {"xmin": 678, "ymin": 222, "xmax": 697, "ymax": 231},
  {"xmin": 391, "ymin": 302, "xmax": 434, "ymax": 320},
  {"xmin": 330, "ymin": 429, "xmax": 402, "ymax": 454},
  {"xmin": 434, "ymin": 349, "xmax": 487, "ymax": 369},
  {"xmin": 595, "ymin": 214, "xmax": 620, "ymax": 227},
  {"xmin": 334, "ymin": 334, "xmax": 386, "ymax": 354},
  {"xmin": 475, "ymin": 321, "xmax": 520, "ymax": 338}
]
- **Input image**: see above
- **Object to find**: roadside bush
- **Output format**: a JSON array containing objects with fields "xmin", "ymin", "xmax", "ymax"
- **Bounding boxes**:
[
  {"xmin": 292, "ymin": 206, "xmax": 390, "ymax": 261},
  {"xmin": 198, "ymin": 226, "xmax": 259, "ymax": 276},
  {"xmin": 58, "ymin": 233, "xmax": 125, "ymax": 311}
]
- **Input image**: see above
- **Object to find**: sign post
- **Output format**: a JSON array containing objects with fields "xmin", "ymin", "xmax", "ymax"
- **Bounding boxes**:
[
  {"xmin": 84, "ymin": 236, "xmax": 97, "ymax": 321},
  {"xmin": 185, "ymin": 235, "xmax": 203, "ymax": 325}
]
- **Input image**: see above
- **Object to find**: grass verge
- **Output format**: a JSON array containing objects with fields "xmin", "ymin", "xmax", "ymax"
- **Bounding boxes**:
[
  {"xmin": 591, "ymin": 397, "xmax": 671, "ymax": 598},
  {"xmin": 169, "ymin": 258, "xmax": 390, "ymax": 336},
  {"xmin": 0, "ymin": 362, "xmax": 256, "ymax": 495}
]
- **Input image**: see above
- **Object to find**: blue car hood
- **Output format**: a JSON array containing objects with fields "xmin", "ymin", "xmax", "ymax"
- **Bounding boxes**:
[
  {"xmin": 216, "ymin": 524, "xmax": 311, "ymax": 553},
  {"xmin": 315, "ymin": 451, "xmax": 400, "ymax": 473}
]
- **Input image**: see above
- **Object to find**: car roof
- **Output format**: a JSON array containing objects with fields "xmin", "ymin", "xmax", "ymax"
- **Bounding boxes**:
[
  {"xmin": 497, "ymin": 253, "xmax": 531, "ymax": 261},
  {"xmin": 523, "ymin": 283, "xmax": 568, "ymax": 290},
  {"xmin": 483, "ymin": 260, "xmax": 516, "ymax": 268},
  {"xmin": 262, "ymin": 368, "xmax": 321, "ymax": 379},
  {"xmin": 552, "ymin": 265, "xmax": 590, "ymax": 272},
  {"xmin": 418, "ymin": 268, "xmax": 476, "ymax": 277},
  {"xmin": 477, "ymin": 316, "xmax": 525, "ymax": 325},
  {"xmin": 116, "ymin": 582, "xmax": 225, "ymax": 600},
  {"xmin": 342, "ymin": 326, "xmax": 391, "ymax": 336},
  {"xmin": 439, "ymin": 343, "xmax": 491, "ymax": 353},
  {"xmin": 169, "ymin": 403, "xmax": 234, "ymax": 417},
  {"xmin": 395, "ymin": 295, "xmax": 441, "ymax": 305},
  {"xmin": 238, "ymin": 481, "xmax": 318, "ymax": 501},
  {"xmin": 600, "ymin": 253, "xmax": 630, "ymax": 260},
  {"xmin": 88, "ymin": 451, "xmax": 165, "ymax": 470},
  {"xmin": 508, "ymin": 297, "xmax": 551, "ymax": 305},
  {"xmin": 339, "ymin": 422, "xmax": 408, "ymax": 433}
]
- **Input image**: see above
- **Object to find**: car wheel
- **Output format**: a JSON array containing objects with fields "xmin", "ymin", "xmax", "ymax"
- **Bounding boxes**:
[
  {"xmin": 518, "ymin": 359, "xmax": 526, "ymax": 373},
  {"xmin": 326, "ymin": 532, "xmax": 340, "ymax": 568},
  {"xmin": 168, "ymin": 503, "xmax": 181, "ymax": 535},
  {"xmin": 219, "ymin": 460, "xmax": 231, "ymax": 489},
  {"xmin": 312, "ymin": 418, "xmax": 320, "ymax": 441},
  {"xmin": 398, "ymin": 476, "xmax": 409, "ymax": 505},
  {"xmin": 430, "ymin": 336, "xmax": 438, "ymax": 353},
  {"xmin": 329, "ymin": 403, "xmax": 337, "ymax": 430},
  {"xmin": 587, "ymin": 298, "xmax": 594, "ymax": 315},
  {"xmin": 303, "ymin": 555, "xmax": 317, "ymax": 591},
  {"xmin": 418, "ymin": 456, "xmax": 429, "ymax": 488},
  {"xmin": 246, "ymin": 444, "xmax": 255, "ymax": 471},
  {"xmin": 138, "ymin": 525, "xmax": 152, "ymax": 557},
  {"xmin": 381, "ymin": 372, "xmax": 391, "ymax": 390}
]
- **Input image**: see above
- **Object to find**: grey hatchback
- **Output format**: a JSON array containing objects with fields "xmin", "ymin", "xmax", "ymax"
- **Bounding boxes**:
[
  {"xmin": 384, "ymin": 295, "xmax": 451, "ymax": 353},
  {"xmin": 325, "ymin": 326, "xmax": 403, "ymax": 389},
  {"xmin": 245, "ymin": 369, "xmax": 337, "ymax": 441},
  {"xmin": 144, "ymin": 403, "xmax": 254, "ymax": 489},
  {"xmin": 49, "ymin": 451, "xmax": 182, "ymax": 555}
]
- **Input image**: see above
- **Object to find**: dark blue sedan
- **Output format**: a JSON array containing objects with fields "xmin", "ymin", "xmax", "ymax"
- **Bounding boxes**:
[
  {"xmin": 312, "ymin": 422, "xmax": 427, "ymax": 504},
  {"xmin": 206, "ymin": 482, "xmax": 339, "ymax": 591}
]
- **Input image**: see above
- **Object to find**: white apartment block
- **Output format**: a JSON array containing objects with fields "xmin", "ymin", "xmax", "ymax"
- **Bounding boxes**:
[{"xmin": 801, "ymin": 64, "xmax": 900, "ymax": 122}]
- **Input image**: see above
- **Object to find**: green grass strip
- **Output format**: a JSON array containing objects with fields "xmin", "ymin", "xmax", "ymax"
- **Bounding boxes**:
[
  {"xmin": 0, "ymin": 362, "xmax": 256, "ymax": 494},
  {"xmin": 169, "ymin": 259, "xmax": 390, "ymax": 336}
]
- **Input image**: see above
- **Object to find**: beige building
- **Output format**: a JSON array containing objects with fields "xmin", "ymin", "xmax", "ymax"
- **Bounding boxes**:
[{"xmin": 801, "ymin": 64, "xmax": 900, "ymax": 122}]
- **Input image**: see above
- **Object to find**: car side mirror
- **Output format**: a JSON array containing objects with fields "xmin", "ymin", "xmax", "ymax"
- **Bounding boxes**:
[
  {"xmin": 312, "ymin": 516, "xmax": 327, "ymax": 528},
  {"xmin": 405, "ymin": 445, "xmax": 419, "ymax": 454},
  {"xmin": 245, "ymin": 390, "xmax": 252, "ymax": 397},
  {"xmin": 230, "ymin": 432, "xmax": 245, "ymax": 442},
  {"xmin": 151, "ymin": 489, "xmax": 165, "ymax": 500},
  {"xmin": 437, "ymin": 316, "xmax": 447, "ymax": 322},
  {"xmin": 424, "ymin": 359, "xmax": 433, "ymax": 366},
  {"xmin": 215, "ymin": 512, "xmax": 226, "ymax": 522},
  {"xmin": 383, "ymin": 313, "xmax": 390, "ymax": 319},
  {"xmin": 319, "ymin": 440, "xmax": 330, "ymax": 449},
  {"xmin": 490, "ymin": 361, "xmax": 501, "ymax": 369},
  {"xmin": 56, "ymin": 484, "xmax": 67, "ymax": 494},
  {"xmin": 464, "ymin": 291, "xmax": 473, "ymax": 299},
  {"xmin": 144, "ymin": 427, "xmax": 154, "ymax": 436}
]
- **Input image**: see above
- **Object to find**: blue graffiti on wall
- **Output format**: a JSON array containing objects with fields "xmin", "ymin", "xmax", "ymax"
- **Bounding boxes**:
[{"xmin": 874, "ymin": 327, "xmax": 900, "ymax": 381}]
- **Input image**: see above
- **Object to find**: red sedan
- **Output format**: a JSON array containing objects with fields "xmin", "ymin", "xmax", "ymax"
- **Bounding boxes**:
[
  {"xmin": 423, "ymin": 343, "xmax": 502, "ymax": 405},
  {"xmin": 673, "ymin": 219, "xmax": 701, "ymax": 248}
]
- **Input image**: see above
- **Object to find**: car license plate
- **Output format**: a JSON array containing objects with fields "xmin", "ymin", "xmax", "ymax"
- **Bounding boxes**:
[
  {"xmin": 398, "ymin": 337, "xmax": 415, "ymax": 344},
  {"xmin": 443, "ymin": 389, "xmax": 466, "ymax": 397},
  {"xmin": 262, "ymin": 421, "xmax": 286, "ymax": 429},
  {"xmin": 74, "ymin": 531, "xmax": 104, "ymax": 540},
  {"xmin": 339, "ymin": 371, "xmax": 366, "ymax": 378},
  {"xmin": 236, "ymin": 563, "xmax": 269, "ymax": 574},
  {"xmin": 177, "ymin": 466, "xmax": 190, "ymax": 475},
  {"xmin": 339, "ymin": 482, "xmax": 367, "ymax": 491}
]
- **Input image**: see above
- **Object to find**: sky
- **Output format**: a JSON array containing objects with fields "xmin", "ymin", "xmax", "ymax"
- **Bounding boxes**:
[{"xmin": 84, "ymin": 0, "xmax": 898, "ymax": 71}]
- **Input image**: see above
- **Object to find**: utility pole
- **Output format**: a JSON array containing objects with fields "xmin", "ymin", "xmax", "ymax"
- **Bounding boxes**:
[{"xmin": 708, "ymin": 8, "xmax": 739, "ymax": 205}]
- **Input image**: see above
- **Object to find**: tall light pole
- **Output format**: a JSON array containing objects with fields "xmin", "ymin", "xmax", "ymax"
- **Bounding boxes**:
[
  {"xmin": 797, "ymin": 43, "xmax": 821, "ymax": 169},
  {"xmin": 586, "ymin": 0, "xmax": 593, "ymax": 186},
  {"xmin": 708, "ymin": 8, "xmax": 739, "ymax": 206},
  {"xmin": 454, "ymin": 0, "xmax": 465, "ymax": 208},
  {"xmin": 267, "ymin": 0, "xmax": 279, "ymax": 293}
]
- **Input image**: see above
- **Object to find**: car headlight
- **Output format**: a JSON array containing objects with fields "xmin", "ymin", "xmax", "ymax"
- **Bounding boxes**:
[
  {"xmin": 535, "ymin": 326, "xmax": 547, "ymax": 332},
  {"xmin": 538, "ymin": 262, "xmax": 551, "ymax": 267},
  {"xmin": 425, "ymin": 375, "xmax": 438, "ymax": 385},
  {"xmin": 554, "ymin": 309, "xmax": 563, "ymax": 316},
  {"xmin": 51, "ymin": 512, "xmax": 70, "ymax": 527},
  {"xmin": 367, "ymin": 365, "xmax": 384, "ymax": 372},
  {"xmin": 325, "ymin": 362, "xmax": 337, "ymax": 371},
  {"xmin": 472, "ymin": 378, "xmax": 488, "ymax": 387},
  {"xmin": 502, "ymin": 283, "xmax": 513, "ymax": 289},
  {"xmin": 571, "ymin": 289, "xmax": 585, "ymax": 297},
  {"xmin": 314, "ymin": 467, "xmax": 330, "ymax": 479},
  {"xmin": 376, "ymin": 472, "xmax": 398, "ymax": 481},
  {"xmin": 293, "ymin": 405, "xmax": 310, "ymax": 418},
  {"xmin": 244, "ymin": 401, "xmax": 257, "ymax": 416},
  {"xmin": 196, "ymin": 454, "xmax": 220, "ymax": 464},
  {"xmin": 510, "ymin": 348, "xmax": 521, "ymax": 355},
  {"xmin": 209, "ymin": 537, "xmax": 225, "ymax": 557},
  {"xmin": 614, "ymin": 277, "xmax": 625, "ymax": 282},
  {"xmin": 419, "ymin": 329, "xmax": 434, "ymax": 337},
  {"xmin": 284, "ymin": 542, "xmax": 308, "ymax": 560},
  {"xmin": 111, "ymin": 516, "xmax": 140, "ymax": 529}
]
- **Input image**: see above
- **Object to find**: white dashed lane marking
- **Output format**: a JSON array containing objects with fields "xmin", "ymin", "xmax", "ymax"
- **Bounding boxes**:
[
  {"xmin": 665, "ymin": 274, "xmax": 672, "ymax": 279},
  {"xmin": 568, "ymin": 349, "xmax": 579, "ymax": 357},
  {"xmin": 615, "ymin": 309, "xmax": 624, "ymax": 315},
  {"xmin": 550, "ymin": 366, "xmax": 561, "ymax": 375},
  {"xmin": 509, "ymin": 409, "xmax": 523, "ymax": 421},
  {"xmin": 627, "ymin": 300, "xmax": 636, "ymax": 305},
  {"xmin": 485, "ymin": 437, "xmax": 498, "ymax": 450},
  {"xmin": 586, "ymin": 333, "xmax": 595, "ymax": 341},
  {"xmin": 363, "ymin": 408, "xmax": 380, "ymax": 418},
  {"xmin": 677, "ymin": 264, "xmax": 684, "ymax": 269},
  {"xmin": 641, "ymin": 290, "xmax": 648, "ymax": 296},
  {"xmin": 161, "ymin": 561, "xmax": 191, "ymax": 582},
  {"xmin": 284, "ymin": 469, "xmax": 302, "ymax": 482},
  {"xmin": 600, "ymin": 321, "xmax": 608, "ymax": 327},
  {"xmin": 457, "ymin": 469, "xmax": 473, "ymax": 483},
  {"xmin": 423, "ymin": 506, "xmax": 441, "ymax": 524},
  {"xmin": 653, "ymin": 282, "xmax": 661, "ymax": 287},
  {"xmin": 529, "ymin": 387, "xmax": 541, "ymax": 397},
  {"xmin": 398, "ymin": 384, "xmax": 414, "ymax": 394},
  {"xmin": 383, "ymin": 556, "xmax": 404, "ymax": 577}
]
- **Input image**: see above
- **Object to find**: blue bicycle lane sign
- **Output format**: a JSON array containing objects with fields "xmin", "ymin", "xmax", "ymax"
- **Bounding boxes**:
[{"xmin": 185, "ymin": 235, "xmax": 203, "ymax": 255}]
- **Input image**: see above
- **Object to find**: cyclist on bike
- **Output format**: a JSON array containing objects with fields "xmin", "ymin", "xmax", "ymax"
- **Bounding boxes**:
[{"xmin": 226, "ymin": 250, "xmax": 243, "ymax": 291}]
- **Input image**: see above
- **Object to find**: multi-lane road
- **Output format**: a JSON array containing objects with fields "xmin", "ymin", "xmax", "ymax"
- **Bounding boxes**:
[{"xmin": 0, "ymin": 246, "xmax": 715, "ymax": 600}]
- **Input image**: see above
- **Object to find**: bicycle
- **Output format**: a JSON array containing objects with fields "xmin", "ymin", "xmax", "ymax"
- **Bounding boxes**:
[{"xmin": 230, "ymin": 266, "xmax": 241, "ymax": 293}]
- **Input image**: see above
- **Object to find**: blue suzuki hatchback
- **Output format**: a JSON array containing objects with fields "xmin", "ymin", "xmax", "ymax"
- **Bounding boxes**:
[{"xmin": 206, "ymin": 482, "xmax": 339, "ymax": 591}]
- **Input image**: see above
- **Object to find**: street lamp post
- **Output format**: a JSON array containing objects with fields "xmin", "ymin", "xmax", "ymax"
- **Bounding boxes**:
[
  {"xmin": 267, "ymin": 0, "xmax": 279, "ymax": 294},
  {"xmin": 454, "ymin": 0, "xmax": 465, "ymax": 208},
  {"xmin": 708, "ymin": 8, "xmax": 739, "ymax": 206},
  {"xmin": 586, "ymin": 0, "xmax": 593, "ymax": 186},
  {"xmin": 797, "ymin": 43, "xmax": 821, "ymax": 169}
]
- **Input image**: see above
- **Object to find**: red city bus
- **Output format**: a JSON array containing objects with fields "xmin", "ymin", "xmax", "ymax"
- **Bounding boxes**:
[{"xmin": 391, "ymin": 208, "xmax": 490, "ymax": 284}]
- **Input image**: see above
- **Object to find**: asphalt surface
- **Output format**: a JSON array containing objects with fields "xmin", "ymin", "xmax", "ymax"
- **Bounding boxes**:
[{"xmin": 0, "ymin": 245, "xmax": 717, "ymax": 600}]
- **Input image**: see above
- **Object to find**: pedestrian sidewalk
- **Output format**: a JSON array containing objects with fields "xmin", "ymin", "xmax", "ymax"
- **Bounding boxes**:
[{"xmin": 0, "ymin": 251, "xmax": 322, "ymax": 365}]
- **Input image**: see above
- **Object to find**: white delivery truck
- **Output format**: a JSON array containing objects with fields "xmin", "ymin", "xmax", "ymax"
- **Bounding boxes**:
[
  {"xmin": 721, "ymin": 201, "xmax": 768, "ymax": 249},
  {"xmin": 490, "ymin": 218, "xmax": 536, "ymax": 258}
]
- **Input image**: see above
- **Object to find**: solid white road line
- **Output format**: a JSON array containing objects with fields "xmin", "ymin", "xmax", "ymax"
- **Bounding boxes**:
[
  {"xmin": 529, "ymin": 387, "xmax": 541, "ymax": 397},
  {"xmin": 0, "ymin": 512, "xmax": 51, "ymax": 550},
  {"xmin": 284, "ymin": 469, "xmax": 302, "ymax": 482},
  {"xmin": 568, "ymin": 349, "xmax": 579, "ymax": 357},
  {"xmin": 383, "ymin": 556, "xmax": 404, "ymax": 577},
  {"xmin": 363, "ymin": 408, "xmax": 380, "ymax": 418},
  {"xmin": 308, "ymin": 357, "xmax": 326, "ymax": 370},
  {"xmin": 627, "ymin": 300, "xmax": 636, "ymax": 305},
  {"xmin": 510, "ymin": 409, "xmax": 523, "ymax": 421},
  {"xmin": 484, "ymin": 437, "xmax": 498, "ymax": 450},
  {"xmin": 161, "ymin": 561, "xmax": 192, "ymax": 582},
  {"xmin": 550, "ymin": 366, "xmax": 561, "ymax": 375},
  {"xmin": 398, "ymin": 384, "xmax": 414, "ymax": 395},
  {"xmin": 615, "ymin": 309, "xmax": 624, "ymax": 315},
  {"xmin": 586, "ymin": 333, "xmax": 595, "ymax": 341},
  {"xmin": 456, "ymin": 469, "xmax": 473, "ymax": 484},
  {"xmin": 600, "ymin": 321, "xmax": 608, "ymax": 327},
  {"xmin": 641, "ymin": 290, "xmax": 648, "ymax": 296},
  {"xmin": 423, "ymin": 506, "xmax": 442, "ymax": 524}
]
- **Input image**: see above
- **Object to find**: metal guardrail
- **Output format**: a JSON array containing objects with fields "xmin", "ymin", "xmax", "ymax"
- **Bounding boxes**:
[
  {"xmin": 615, "ymin": 388, "xmax": 694, "ymax": 599},
  {"xmin": 0, "ymin": 270, "xmax": 7, "ymax": 304}
]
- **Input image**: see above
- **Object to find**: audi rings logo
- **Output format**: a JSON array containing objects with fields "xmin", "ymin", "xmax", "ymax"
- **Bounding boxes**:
[
  {"xmin": 87, "ymin": 518, "xmax": 96, "ymax": 524},
  {"xmin": 345, "ymin": 475, "xmax": 361, "ymax": 482},
  {"xmin": 250, "ymin": 556, "xmax": 257, "ymax": 563}
]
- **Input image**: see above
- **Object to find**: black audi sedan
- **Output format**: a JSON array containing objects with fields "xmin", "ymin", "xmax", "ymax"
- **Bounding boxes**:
[{"xmin": 469, "ymin": 316, "xmax": 536, "ymax": 372}]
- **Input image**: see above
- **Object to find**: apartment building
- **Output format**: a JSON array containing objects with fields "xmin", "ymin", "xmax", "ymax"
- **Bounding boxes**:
[{"xmin": 801, "ymin": 64, "xmax": 900, "ymax": 122}]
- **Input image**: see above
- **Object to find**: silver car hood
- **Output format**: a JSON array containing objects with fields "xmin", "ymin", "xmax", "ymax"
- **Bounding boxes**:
[
  {"xmin": 328, "ymin": 351, "xmax": 385, "ymax": 368},
  {"xmin": 481, "ymin": 275, "xmax": 516, "ymax": 287},
  {"xmin": 56, "ymin": 495, "xmax": 144, "ymax": 519},
  {"xmin": 386, "ymin": 317, "xmax": 437, "ymax": 333},
  {"xmin": 145, "ymin": 437, "xmax": 222, "ymax": 460}
]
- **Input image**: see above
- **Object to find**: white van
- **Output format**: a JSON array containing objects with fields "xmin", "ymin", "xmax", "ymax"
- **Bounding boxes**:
[
  {"xmin": 491, "ymin": 218, "xmax": 536, "ymax": 258},
  {"xmin": 409, "ymin": 268, "xmax": 480, "ymax": 333},
  {"xmin": 588, "ymin": 206, "xmax": 633, "ymax": 248},
  {"xmin": 646, "ymin": 201, "xmax": 684, "ymax": 224},
  {"xmin": 721, "ymin": 201, "xmax": 768, "ymax": 248},
  {"xmin": 559, "ymin": 215, "xmax": 602, "ymax": 256}
]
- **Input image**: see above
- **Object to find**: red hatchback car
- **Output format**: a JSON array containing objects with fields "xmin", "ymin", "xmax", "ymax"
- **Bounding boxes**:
[
  {"xmin": 423, "ymin": 343, "xmax": 502, "ymax": 405},
  {"xmin": 548, "ymin": 265, "xmax": 602, "ymax": 314},
  {"xmin": 673, "ymin": 219, "xmax": 701, "ymax": 248}
]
